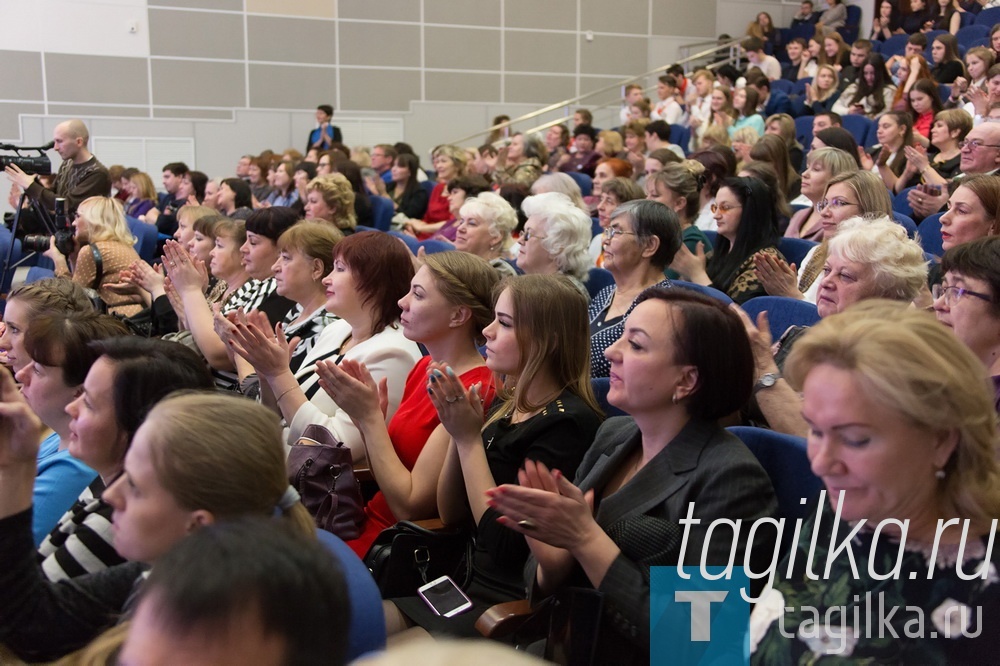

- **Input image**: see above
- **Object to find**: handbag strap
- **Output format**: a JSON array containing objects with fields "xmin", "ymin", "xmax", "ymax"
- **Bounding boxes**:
[{"xmin": 89, "ymin": 243, "xmax": 104, "ymax": 289}]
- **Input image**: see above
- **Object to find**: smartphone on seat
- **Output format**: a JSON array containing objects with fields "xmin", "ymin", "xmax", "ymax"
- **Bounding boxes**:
[{"xmin": 418, "ymin": 575, "xmax": 473, "ymax": 617}]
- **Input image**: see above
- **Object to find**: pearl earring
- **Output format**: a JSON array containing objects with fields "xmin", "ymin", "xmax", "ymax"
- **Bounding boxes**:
[{"xmin": 935, "ymin": 469, "xmax": 946, "ymax": 480}]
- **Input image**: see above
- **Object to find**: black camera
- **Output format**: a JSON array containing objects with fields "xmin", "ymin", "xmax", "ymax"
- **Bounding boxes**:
[
  {"xmin": 22, "ymin": 198, "xmax": 74, "ymax": 257},
  {"xmin": 23, "ymin": 230, "xmax": 75, "ymax": 255},
  {"xmin": 0, "ymin": 154, "xmax": 51, "ymax": 176}
]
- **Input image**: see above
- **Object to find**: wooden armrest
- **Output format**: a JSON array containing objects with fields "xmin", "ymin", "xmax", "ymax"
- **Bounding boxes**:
[
  {"xmin": 475, "ymin": 599, "xmax": 535, "ymax": 638},
  {"xmin": 411, "ymin": 517, "xmax": 445, "ymax": 531}
]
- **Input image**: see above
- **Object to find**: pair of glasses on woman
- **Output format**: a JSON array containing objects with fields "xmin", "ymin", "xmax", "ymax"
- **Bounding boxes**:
[
  {"xmin": 932, "ymin": 284, "xmax": 993, "ymax": 306},
  {"xmin": 816, "ymin": 198, "xmax": 859, "ymax": 212},
  {"xmin": 710, "ymin": 202, "xmax": 742, "ymax": 214}
]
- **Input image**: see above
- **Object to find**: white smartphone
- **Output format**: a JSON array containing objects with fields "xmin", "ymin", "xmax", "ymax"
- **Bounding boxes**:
[{"xmin": 417, "ymin": 575, "xmax": 473, "ymax": 617}]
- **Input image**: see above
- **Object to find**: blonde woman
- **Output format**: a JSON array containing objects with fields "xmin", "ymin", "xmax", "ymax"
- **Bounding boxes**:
[
  {"xmin": 44, "ymin": 196, "xmax": 142, "ymax": 317},
  {"xmin": 804, "ymin": 65, "xmax": 841, "ymax": 115},
  {"xmin": 124, "ymin": 171, "xmax": 157, "ymax": 219},
  {"xmin": 751, "ymin": 301, "xmax": 1000, "ymax": 662},
  {"xmin": 303, "ymin": 173, "xmax": 357, "ymax": 233}
]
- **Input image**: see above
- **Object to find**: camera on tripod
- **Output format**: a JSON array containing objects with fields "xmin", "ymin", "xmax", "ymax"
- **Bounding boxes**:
[{"xmin": 22, "ymin": 198, "xmax": 75, "ymax": 257}]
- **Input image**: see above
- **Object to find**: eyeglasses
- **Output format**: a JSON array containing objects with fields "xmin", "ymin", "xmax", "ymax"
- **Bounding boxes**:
[
  {"xmin": 602, "ymin": 227, "xmax": 637, "ymax": 240},
  {"xmin": 521, "ymin": 229, "xmax": 547, "ymax": 242},
  {"xmin": 932, "ymin": 284, "xmax": 993, "ymax": 306},
  {"xmin": 958, "ymin": 139, "xmax": 1000, "ymax": 151},
  {"xmin": 710, "ymin": 203, "xmax": 742, "ymax": 214},
  {"xmin": 816, "ymin": 198, "xmax": 859, "ymax": 212}
]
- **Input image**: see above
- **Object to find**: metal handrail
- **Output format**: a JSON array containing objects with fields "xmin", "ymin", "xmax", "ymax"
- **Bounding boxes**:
[
  {"xmin": 514, "ymin": 50, "xmax": 744, "ymax": 140},
  {"xmin": 449, "ymin": 37, "xmax": 745, "ymax": 147}
]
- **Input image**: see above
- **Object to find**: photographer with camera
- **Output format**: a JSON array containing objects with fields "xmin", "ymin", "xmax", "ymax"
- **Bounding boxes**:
[
  {"xmin": 44, "ymin": 196, "xmax": 142, "ymax": 318},
  {"xmin": 5, "ymin": 119, "xmax": 110, "ymax": 220}
]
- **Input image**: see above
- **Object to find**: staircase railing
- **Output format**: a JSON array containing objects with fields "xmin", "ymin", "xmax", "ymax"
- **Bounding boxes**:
[{"xmin": 449, "ymin": 37, "xmax": 745, "ymax": 147}]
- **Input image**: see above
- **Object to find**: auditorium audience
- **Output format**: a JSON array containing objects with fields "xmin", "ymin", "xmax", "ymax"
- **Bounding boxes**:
[
  {"xmin": 491, "ymin": 287, "xmax": 776, "ymax": 665},
  {"xmin": 0, "ymin": 382, "xmax": 289, "ymax": 663},
  {"xmin": 930, "ymin": 33, "xmax": 967, "ymax": 84},
  {"xmin": 833, "ymin": 53, "xmax": 896, "ymax": 119},
  {"xmin": 671, "ymin": 176, "xmax": 784, "ymax": 304},
  {"xmin": 742, "ymin": 217, "xmax": 927, "ymax": 438},
  {"xmin": 222, "ymin": 231, "xmax": 421, "ymax": 462},
  {"xmin": 751, "ymin": 300, "xmax": 1000, "ymax": 661},
  {"xmin": 313, "ymin": 252, "xmax": 499, "ymax": 557},
  {"xmin": 759, "ymin": 170, "xmax": 893, "ymax": 302},
  {"xmin": 383, "ymin": 274, "xmax": 603, "ymax": 638},
  {"xmin": 938, "ymin": 173, "xmax": 1000, "ymax": 250}
]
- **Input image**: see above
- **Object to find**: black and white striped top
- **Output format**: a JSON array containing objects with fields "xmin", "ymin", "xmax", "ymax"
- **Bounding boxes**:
[{"xmin": 37, "ymin": 478, "xmax": 124, "ymax": 582}]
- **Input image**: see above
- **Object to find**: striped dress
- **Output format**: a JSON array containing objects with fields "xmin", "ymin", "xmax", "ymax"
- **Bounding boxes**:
[{"xmin": 37, "ymin": 478, "xmax": 124, "ymax": 582}]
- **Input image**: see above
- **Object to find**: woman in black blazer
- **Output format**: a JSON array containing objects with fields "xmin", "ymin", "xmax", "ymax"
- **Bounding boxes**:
[{"xmin": 489, "ymin": 287, "xmax": 778, "ymax": 665}]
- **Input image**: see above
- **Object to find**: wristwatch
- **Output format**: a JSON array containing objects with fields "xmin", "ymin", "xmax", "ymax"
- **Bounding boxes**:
[{"xmin": 753, "ymin": 372, "xmax": 780, "ymax": 395}]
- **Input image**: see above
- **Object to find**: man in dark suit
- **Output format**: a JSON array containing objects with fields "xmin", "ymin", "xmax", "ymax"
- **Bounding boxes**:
[{"xmin": 748, "ymin": 75, "xmax": 793, "ymax": 117}]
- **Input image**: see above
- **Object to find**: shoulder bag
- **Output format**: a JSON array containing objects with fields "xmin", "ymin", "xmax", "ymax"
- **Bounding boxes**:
[{"xmin": 287, "ymin": 423, "xmax": 365, "ymax": 540}]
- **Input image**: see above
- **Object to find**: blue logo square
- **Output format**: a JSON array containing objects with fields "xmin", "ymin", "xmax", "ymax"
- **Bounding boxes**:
[{"xmin": 650, "ymin": 566, "xmax": 750, "ymax": 665}]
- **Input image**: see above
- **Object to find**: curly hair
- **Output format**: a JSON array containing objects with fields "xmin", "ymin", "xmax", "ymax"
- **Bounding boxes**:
[
  {"xmin": 307, "ymin": 173, "xmax": 356, "ymax": 231},
  {"xmin": 521, "ymin": 192, "xmax": 592, "ymax": 281}
]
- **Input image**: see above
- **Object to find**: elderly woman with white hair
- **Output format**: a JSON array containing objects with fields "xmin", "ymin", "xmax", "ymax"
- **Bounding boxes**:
[
  {"xmin": 516, "ymin": 192, "xmax": 593, "ymax": 295},
  {"xmin": 738, "ymin": 216, "xmax": 929, "ymax": 437},
  {"xmin": 453, "ymin": 192, "xmax": 520, "ymax": 278}
]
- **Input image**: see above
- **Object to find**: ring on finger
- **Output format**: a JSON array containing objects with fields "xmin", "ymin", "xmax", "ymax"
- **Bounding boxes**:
[
  {"xmin": 517, "ymin": 519, "xmax": 536, "ymax": 530},
  {"xmin": 445, "ymin": 395, "xmax": 459, "ymax": 404}
]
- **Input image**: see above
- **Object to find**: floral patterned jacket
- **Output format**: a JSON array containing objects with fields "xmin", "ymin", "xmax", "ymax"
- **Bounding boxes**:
[{"xmin": 751, "ymin": 499, "xmax": 999, "ymax": 664}]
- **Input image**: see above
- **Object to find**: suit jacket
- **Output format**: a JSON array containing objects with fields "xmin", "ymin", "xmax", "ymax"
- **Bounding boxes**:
[{"xmin": 528, "ymin": 416, "xmax": 777, "ymax": 663}]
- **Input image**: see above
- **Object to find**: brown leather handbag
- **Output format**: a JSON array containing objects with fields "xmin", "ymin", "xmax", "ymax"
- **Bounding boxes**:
[{"xmin": 287, "ymin": 424, "xmax": 365, "ymax": 540}]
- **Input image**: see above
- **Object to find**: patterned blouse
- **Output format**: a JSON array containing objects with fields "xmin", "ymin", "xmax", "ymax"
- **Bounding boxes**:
[
  {"xmin": 718, "ymin": 247, "xmax": 784, "ymax": 305},
  {"xmin": 588, "ymin": 279, "xmax": 672, "ymax": 377}
]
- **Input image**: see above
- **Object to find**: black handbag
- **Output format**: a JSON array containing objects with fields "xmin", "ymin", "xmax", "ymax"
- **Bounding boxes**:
[
  {"xmin": 287, "ymin": 424, "xmax": 365, "ymax": 540},
  {"xmin": 363, "ymin": 521, "xmax": 473, "ymax": 598}
]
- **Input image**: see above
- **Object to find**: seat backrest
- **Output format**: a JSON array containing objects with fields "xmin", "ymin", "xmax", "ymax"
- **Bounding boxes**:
[
  {"xmin": 315, "ymin": 529, "xmax": 386, "ymax": 660},
  {"xmin": 917, "ymin": 212, "xmax": 945, "ymax": 258},
  {"xmin": 418, "ymin": 239, "xmax": 454, "ymax": 254},
  {"xmin": 880, "ymin": 33, "xmax": 911, "ymax": 58},
  {"xmin": 892, "ymin": 186, "xmax": 917, "ymax": 219},
  {"xmin": 893, "ymin": 212, "xmax": 918, "ymax": 239},
  {"xmin": 388, "ymin": 230, "xmax": 420, "ymax": 254},
  {"xmin": 956, "ymin": 23, "xmax": 990, "ymax": 47},
  {"xmin": 668, "ymin": 124, "xmax": 691, "ymax": 156},
  {"xmin": 727, "ymin": 426, "xmax": 823, "ymax": 533},
  {"xmin": 794, "ymin": 116, "xmax": 814, "ymax": 157},
  {"xmin": 740, "ymin": 296, "xmax": 821, "ymax": 340},
  {"xmin": 770, "ymin": 79, "xmax": 794, "ymax": 94},
  {"xmin": 776, "ymin": 237, "xmax": 818, "ymax": 267},
  {"xmin": 419, "ymin": 180, "xmax": 437, "ymax": 197},
  {"xmin": 975, "ymin": 6, "xmax": 1000, "ymax": 25},
  {"xmin": 671, "ymin": 280, "xmax": 734, "ymax": 304},
  {"xmin": 586, "ymin": 266, "xmax": 614, "ymax": 300},
  {"xmin": 565, "ymin": 171, "xmax": 593, "ymax": 197},
  {"xmin": 840, "ymin": 115, "xmax": 872, "ymax": 148},
  {"xmin": 369, "ymin": 195, "xmax": 394, "ymax": 232},
  {"xmin": 127, "ymin": 215, "xmax": 159, "ymax": 264}
]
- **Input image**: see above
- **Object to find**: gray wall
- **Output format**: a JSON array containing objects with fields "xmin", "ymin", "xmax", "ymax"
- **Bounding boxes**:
[{"xmin": 1, "ymin": 0, "xmax": 802, "ymax": 213}]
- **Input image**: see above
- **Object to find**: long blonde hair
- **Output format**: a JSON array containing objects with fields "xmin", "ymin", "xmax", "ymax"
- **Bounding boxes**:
[{"xmin": 76, "ymin": 196, "xmax": 136, "ymax": 246}]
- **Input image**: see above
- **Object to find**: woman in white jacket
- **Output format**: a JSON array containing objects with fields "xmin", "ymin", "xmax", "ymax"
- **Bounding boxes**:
[{"xmin": 223, "ymin": 231, "xmax": 422, "ymax": 463}]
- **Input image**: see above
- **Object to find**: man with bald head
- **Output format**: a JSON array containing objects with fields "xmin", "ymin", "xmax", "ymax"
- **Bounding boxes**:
[
  {"xmin": 5, "ymin": 119, "xmax": 110, "ymax": 219},
  {"xmin": 909, "ymin": 121, "xmax": 1000, "ymax": 220}
]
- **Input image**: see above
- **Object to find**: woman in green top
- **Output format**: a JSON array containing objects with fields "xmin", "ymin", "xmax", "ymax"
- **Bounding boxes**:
[{"xmin": 645, "ymin": 163, "xmax": 713, "ymax": 280}]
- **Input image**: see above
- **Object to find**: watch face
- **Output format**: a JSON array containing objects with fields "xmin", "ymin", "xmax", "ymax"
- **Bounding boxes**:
[{"xmin": 761, "ymin": 374, "xmax": 777, "ymax": 387}]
